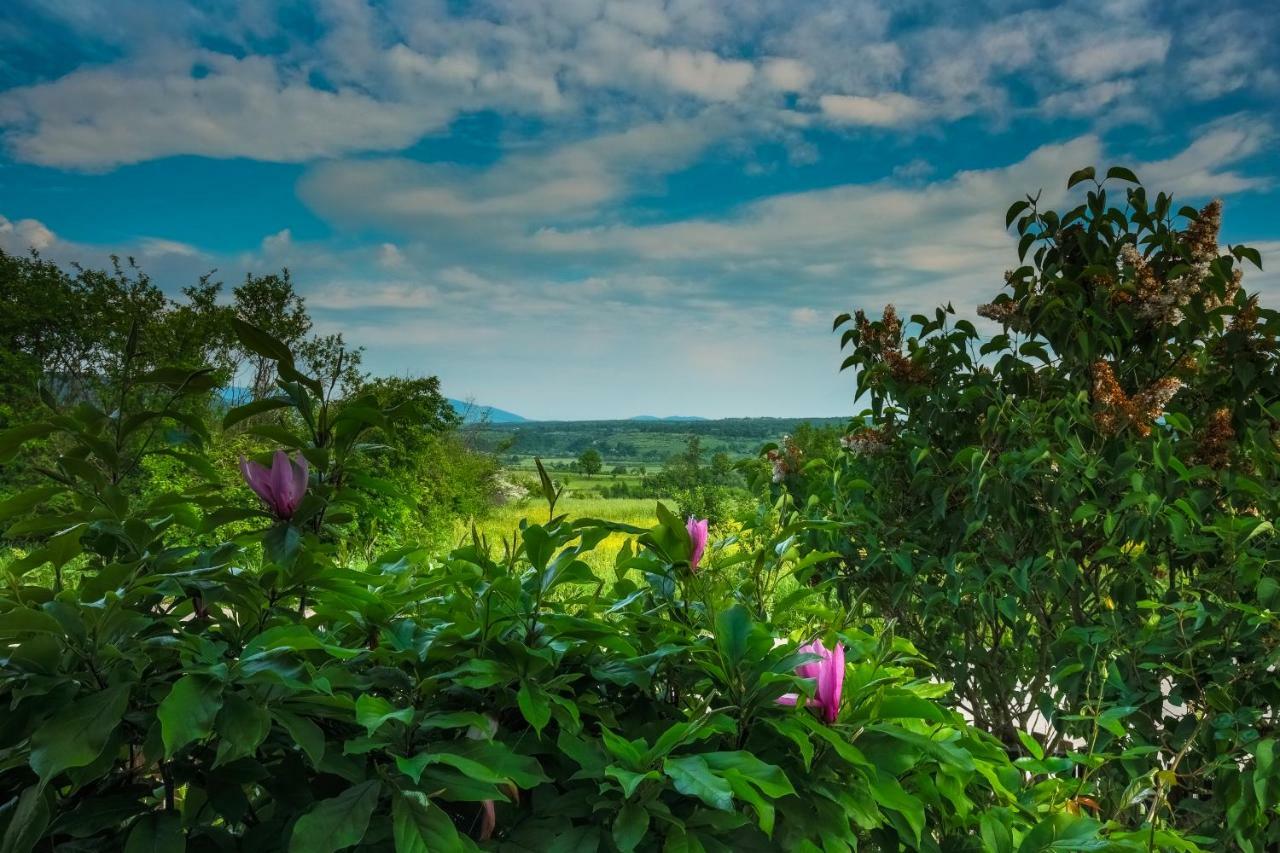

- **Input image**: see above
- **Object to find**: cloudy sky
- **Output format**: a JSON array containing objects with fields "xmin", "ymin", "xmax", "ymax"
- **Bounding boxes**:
[{"xmin": 1, "ymin": 0, "xmax": 1277, "ymax": 419}]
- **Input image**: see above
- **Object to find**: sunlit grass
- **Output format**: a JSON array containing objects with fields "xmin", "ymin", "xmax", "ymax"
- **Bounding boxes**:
[{"xmin": 452, "ymin": 496, "xmax": 670, "ymax": 572}]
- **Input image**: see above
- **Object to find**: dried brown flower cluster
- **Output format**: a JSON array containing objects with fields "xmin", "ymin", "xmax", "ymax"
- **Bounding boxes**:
[
  {"xmin": 1185, "ymin": 199, "xmax": 1222, "ymax": 260},
  {"xmin": 1230, "ymin": 295, "xmax": 1260, "ymax": 336},
  {"xmin": 978, "ymin": 271, "xmax": 1032, "ymax": 331},
  {"xmin": 855, "ymin": 304, "xmax": 903, "ymax": 350},
  {"xmin": 1193, "ymin": 407, "xmax": 1235, "ymax": 469},
  {"xmin": 840, "ymin": 425, "xmax": 892, "ymax": 456},
  {"xmin": 883, "ymin": 349, "xmax": 930, "ymax": 384},
  {"xmin": 766, "ymin": 434, "xmax": 804, "ymax": 483},
  {"xmin": 1117, "ymin": 201, "xmax": 1239, "ymax": 325},
  {"xmin": 1091, "ymin": 360, "xmax": 1183, "ymax": 437},
  {"xmin": 856, "ymin": 305, "xmax": 930, "ymax": 384}
]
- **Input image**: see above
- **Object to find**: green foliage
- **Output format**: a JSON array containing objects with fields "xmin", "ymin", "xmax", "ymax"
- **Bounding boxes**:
[
  {"xmin": 577, "ymin": 448, "xmax": 603, "ymax": 476},
  {"xmin": 0, "ymin": 252, "xmax": 496, "ymax": 575},
  {"xmin": 476, "ymin": 417, "xmax": 848, "ymax": 466},
  {"xmin": 793, "ymin": 168, "xmax": 1279, "ymax": 846},
  {"xmin": 644, "ymin": 435, "xmax": 746, "ymax": 522},
  {"xmin": 0, "ymin": 322, "xmax": 1145, "ymax": 851}
]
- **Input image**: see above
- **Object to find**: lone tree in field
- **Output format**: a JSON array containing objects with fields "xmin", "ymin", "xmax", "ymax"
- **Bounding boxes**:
[{"xmin": 577, "ymin": 447, "xmax": 603, "ymax": 476}]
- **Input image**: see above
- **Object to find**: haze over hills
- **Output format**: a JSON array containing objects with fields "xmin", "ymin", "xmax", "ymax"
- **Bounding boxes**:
[
  {"xmin": 447, "ymin": 398, "xmax": 528, "ymax": 424},
  {"xmin": 449, "ymin": 399, "xmax": 720, "ymax": 424},
  {"xmin": 630, "ymin": 415, "xmax": 709, "ymax": 422}
]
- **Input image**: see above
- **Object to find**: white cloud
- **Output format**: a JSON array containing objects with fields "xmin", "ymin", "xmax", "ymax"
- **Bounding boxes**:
[
  {"xmin": 819, "ymin": 93, "xmax": 927, "ymax": 127},
  {"xmin": 761, "ymin": 57, "xmax": 813, "ymax": 92},
  {"xmin": 297, "ymin": 116, "xmax": 724, "ymax": 235},
  {"xmin": 376, "ymin": 242, "xmax": 407, "ymax": 270},
  {"xmin": 138, "ymin": 237, "xmax": 201, "ymax": 257},
  {"xmin": 261, "ymin": 228, "xmax": 294, "ymax": 256},
  {"xmin": 1055, "ymin": 34, "xmax": 1171, "ymax": 83},
  {"xmin": 1039, "ymin": 80, "xmax": 1137, "ymax": 117},
  {"xmin": 2, "ymin": 0, "xmax": 1273, "ymax": 172},
  {"xmin": 1140, "ymin": 117, "xmax": 1273, "ymax": 195},
  {"xmin": 526, "ymin": 121, "xmax": 1273, "ymax": 323},
  {"xmin": 0, "ymin": 53, "xmax": 445, "ymax": 169},
  {"xmin": 1246, "ymin": 240, "xmax": 1280, "ymax": 306},
  {"xmin": 0, "ymin": 215, "xmax": 55, "ymax": 251},
  {"xmin": 308, "ymin": 281, "xmax": 439, "ymax": 310},
  {"xmin": 789, "ymin": 306, "xmax": 821, "ymax": 326},
  {"xmin": 631, "ymin": 46, "xmax": 754, "ymax": 101}
]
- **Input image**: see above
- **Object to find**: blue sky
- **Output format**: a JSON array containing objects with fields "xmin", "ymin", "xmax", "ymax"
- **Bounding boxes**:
[{"xmin": 1, "ymin": 1, "xmax": 1277, "ymax": 419}]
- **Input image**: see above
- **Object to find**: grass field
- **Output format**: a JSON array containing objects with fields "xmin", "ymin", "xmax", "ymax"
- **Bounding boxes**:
[
  {"xmin": 500, "ymin": 464, "xmax": 651, "ymax": 497},
  {"xmin": 452, "ymin": 495, "xmax": 669, "ymax": 572}
]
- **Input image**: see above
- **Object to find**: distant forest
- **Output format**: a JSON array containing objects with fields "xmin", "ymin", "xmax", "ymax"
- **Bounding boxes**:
[{"xmin": 471, "ymin": 417, "xmax": 849, "ymax": 463}]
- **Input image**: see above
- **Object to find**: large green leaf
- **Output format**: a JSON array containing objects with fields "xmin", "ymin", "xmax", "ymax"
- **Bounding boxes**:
[
  {"xmin": 714, "ymin": 605, "xmax": 752, "ymax": 669},
  {"xmin": 700, "ymin": 752, "xmax": 794, "ymax": 799},
  {"xmin": 612, "ymin": 802, "xmax": 648, "ymax": 853},
  {"xmin": 517, "ymin": 682, "xmax": 551, "ymax": 736},
  {"xmin": 0, "ymin": 486, "xmax": 65, "ymax": 523},
  {"xmin": 124, "ymin": 812, "xmax": 185, "ymax": 853},
  {"xmin": 157, "ymin": 676, "xmax": 222, "ymax": 758},
  {"xmin": 272, "ymin": 709, "xmax": 326, "ymax": 768},
  {"xmin": 0, "ymin": 423, "xmax": 57, "ymax": 463},
  {"xmin": 0, "ymin": 607, "xmax": 64, "ymax": 638},
  {"xmin": 391, "ymin": 791, "xmax": 471, "ymax": 853},
  {"xmin": 0, "ymin": 786, "xmax": 50, "ymax": 853},
  {"xmin": 869, "ymin": 770, "xmax": 924, "ymax": 845},
  {"xmin": 263, "ymin": 524, "xmax": 301, "ymax": 568},
  {"xmin": 663, "ymin": 755, "xmax": 733, "ymax": 811},
  {"xmin": 222, "ymin": 397, "xmax": 293, "ymax": 430},
  {"xmin": 213, "ymin": 693, "xmax": 271, "ymax": 767},
  {"xmin": 288, "ymin": 781, "xmax": 380, "ymax": 853},
  {"xmin": 355, "ymin": 693, "xmax": 414, "ymax": 736},
  {"xmin": 29, "ymin": 685, "xmax": 130, "ymax": 784},
  {"xmin": 231, "ymin": 317, "xmax": 293, "ymax": 364}
]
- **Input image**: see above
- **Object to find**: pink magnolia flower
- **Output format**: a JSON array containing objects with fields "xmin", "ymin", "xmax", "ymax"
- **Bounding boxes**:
[
  {"xmin": 778, "ymin": 638, "xmax": 846, "ymax": 724},
  {"xmin": 686, "ymin": 516, "xmax": 709, "ymax": 571},
  {"xmin": 239, "ymin": 450, "xmax": 309, "ymax": 520}
]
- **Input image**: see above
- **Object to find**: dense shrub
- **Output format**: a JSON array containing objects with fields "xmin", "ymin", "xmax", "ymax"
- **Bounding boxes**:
[
  {"xmin": 0, "ymin": 322, "xmax": 1172, "ymax": 850},
  {"xmin": 782, "ymin": 167, "xmax": 1279, "ymax": 847}
]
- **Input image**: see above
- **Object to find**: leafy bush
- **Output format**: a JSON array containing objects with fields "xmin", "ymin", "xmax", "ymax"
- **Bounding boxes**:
[
  {"xmin": 785, "ymin": 167, "xmax": 1279, "ymax": 847},
  {"xmin": 0, "ymin": 322, "xmax": 1157, "ymax": 850}
]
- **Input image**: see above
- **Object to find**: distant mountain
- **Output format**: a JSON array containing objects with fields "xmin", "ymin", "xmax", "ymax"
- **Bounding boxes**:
[
  {"xmin": 448, "ymin": 398, "xmax": 528, "ymax": 424},
  {"xmin": 630, "ymin": 415, "xmax": 709, "ymax": 422}
]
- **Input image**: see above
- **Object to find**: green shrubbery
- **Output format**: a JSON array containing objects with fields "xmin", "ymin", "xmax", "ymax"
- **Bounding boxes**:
[
  {"xmin": 1, "ymin": 167, "xmax": 1272, "ymax": 850},
  {"xmin": 4, "ymin": 308, "xmax": 1179, "ymax": 851},
  {"xmin": 778, "ymin": 168, "xmax": 1279, "ymax": 847}
]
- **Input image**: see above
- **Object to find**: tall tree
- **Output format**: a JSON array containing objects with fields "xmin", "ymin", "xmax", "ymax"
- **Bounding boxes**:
[{"xmin": 232, "ymin": 270, "xmax": 311, "ymax": 401}]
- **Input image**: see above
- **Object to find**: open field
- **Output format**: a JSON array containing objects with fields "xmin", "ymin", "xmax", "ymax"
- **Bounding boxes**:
[
  {"xmin": 452, "ymin": 496, "xmax": 670, "ymax": 572},
  {"xmin": 502, "ymin": 464, "xmax": 647, "ymax": 496}
]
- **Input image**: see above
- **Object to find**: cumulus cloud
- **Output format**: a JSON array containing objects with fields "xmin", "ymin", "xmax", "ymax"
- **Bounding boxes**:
[
  {"xmin": 1, "ymin": 0, "xmax": 1275, "ymax": 171},
  {"xmin": 632, "ymin": 47, "xmax": 755, "ymax": 101},
  {"xmin": 297, "ymin": 116, "xmax": 725, "ymax": 236},
  {"xmin": 526, "ymin": 121, "xmax": 1271, "ymax": 322},
  {"xmin": 1, "ymin": 0, "xmax": 1277, "ymax": 418},
  {"xmin": 762, "ymin": 58, "xmax": 814, "ymax": 92},
  {"xmin": 819, "ymin": 93, "xmax": 928, "ymax": 127},
  {"xmin": 1054, "ymin": 34, "xmax": 1171, "ymax": 83},
  {"xmin": 1140, "ymin": 116, "xmax": 1274, "ymax": 195},
  {"xmin": 0, "ymin": 215, "xmax": 55, "ymax": 251},
  {"xmin": 0, "ymin": 53, "xmax": 445, "ymax": 169}
]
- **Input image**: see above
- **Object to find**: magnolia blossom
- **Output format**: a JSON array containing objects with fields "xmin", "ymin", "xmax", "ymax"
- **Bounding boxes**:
[
  {"xmin": 778, "ymin": 638, "xmax": 846, "ymax": 724},
  {"xmin": 686, "ymin": 516, "xmax": 708, "ymax": 571},
  {"xmin": 239, "ymin": 450, "xmax": 309, "ymax": 520}
]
